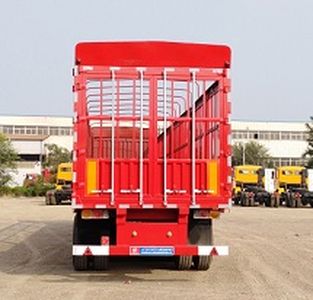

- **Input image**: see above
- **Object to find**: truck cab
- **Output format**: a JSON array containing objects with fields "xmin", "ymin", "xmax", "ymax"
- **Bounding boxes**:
[
  {"xmin": 45, "ymin": 162, "xmax": 73, "ymax": 205},
  {"xmin": 276, "ymin": 166, "xmax": 305, "ymax": 207},
  {"xmin": 232, "ymin": 165, "xmax": 275, "ymax": 207}
]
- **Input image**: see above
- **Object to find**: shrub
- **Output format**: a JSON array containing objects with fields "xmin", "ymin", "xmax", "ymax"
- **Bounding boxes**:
[
  {"xmin": 0, "ymin": 185, "xmax": 12, "ymax": 196},
  {"xmin": 0, "ymin": 182, "xmax": 55, "ymax": 197}
]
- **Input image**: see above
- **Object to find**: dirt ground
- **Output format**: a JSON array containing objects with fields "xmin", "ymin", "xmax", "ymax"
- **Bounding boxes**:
[{"xmin": 0, "ymin": 197, "xmax": 312, "ymax": 300}]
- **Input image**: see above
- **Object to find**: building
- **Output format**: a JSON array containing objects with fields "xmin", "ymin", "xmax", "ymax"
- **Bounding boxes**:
[
  {"xmin": 231, "ymin": 120, "xmax": 309, "ymax": 166},
  {"xmin": 0, "ymin": 115, "xmax": 310, "ymax": 185},
  {"xmin": 0, "ymin": 115, "xmax": 73, "ymax": 185}
]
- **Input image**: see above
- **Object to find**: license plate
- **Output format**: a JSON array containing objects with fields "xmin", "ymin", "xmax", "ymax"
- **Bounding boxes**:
[{"xmin": 130, "ymin": 246, "xmax": 175, "ymax": 256}]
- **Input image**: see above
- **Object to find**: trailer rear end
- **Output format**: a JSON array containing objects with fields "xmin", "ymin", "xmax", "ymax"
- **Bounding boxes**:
[{"xmin": 72, "ymin": 41, "xmax": 232, "ymax": 270}]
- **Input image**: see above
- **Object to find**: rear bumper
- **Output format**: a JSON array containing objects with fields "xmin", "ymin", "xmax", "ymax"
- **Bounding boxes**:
[{"xmin": 72, "ymin": 245, "xmax": 229, "ymax": 256}]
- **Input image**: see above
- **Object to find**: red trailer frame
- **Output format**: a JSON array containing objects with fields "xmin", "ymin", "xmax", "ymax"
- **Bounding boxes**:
[{"xmin": 72, "ymin": 41, "xmax": 232, "ymax": 270}]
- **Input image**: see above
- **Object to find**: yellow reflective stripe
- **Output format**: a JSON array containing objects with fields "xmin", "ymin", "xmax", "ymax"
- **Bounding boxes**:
[
  {"xmin": 87, "ymin": 160, "xmax": 97, "ymax": 194},
  {"xmin": 207, "ymin": 160, "xmax": 218, "ymax": 195}
]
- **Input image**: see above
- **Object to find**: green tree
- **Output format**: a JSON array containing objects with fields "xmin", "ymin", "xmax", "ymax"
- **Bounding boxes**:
[
  {"xmin": 232, "ymin": 141, "xmax": 273, "ymax": 167},
  {"xmin": 43, "ymin": 144, "xmax": 71, "ymax": 174},
  {"xmin": 303, "ymin": 116, "xmax": 313, "ymax": 168},
  {"xmin": 0, "ymin": 133, "xmax": 19, "ymax": 186}
]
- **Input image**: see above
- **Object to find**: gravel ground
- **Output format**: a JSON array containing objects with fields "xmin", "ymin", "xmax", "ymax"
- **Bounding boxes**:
[{"xmin": 0, "ymin": 197, "xmax": 312, "ymax": 300}]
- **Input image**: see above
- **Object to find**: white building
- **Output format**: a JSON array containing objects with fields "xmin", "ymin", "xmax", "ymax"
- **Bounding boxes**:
[
  {"xmin": 0, "ymin": 115, "xmax": 310, "ymax": 185},
  {"xmin": 0, "ymin": 115, "xmax": 73, "ymax": 185},
  {"xmin": 231, "ymin": 120, "xmax": 309, "ymax": 166}
]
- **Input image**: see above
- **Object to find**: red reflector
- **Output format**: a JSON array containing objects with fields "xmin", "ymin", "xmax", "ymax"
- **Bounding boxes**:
[
  {"xmin": 101, "ymin": 236, "xmax": 110, "ymax": 245},
  {"xmin": 83, "ymin": 247, "xmax": 93, "ymax": 256},
  {"xmin": 210, "ymin": 247, "xmax": 219, "ymax": 256}
]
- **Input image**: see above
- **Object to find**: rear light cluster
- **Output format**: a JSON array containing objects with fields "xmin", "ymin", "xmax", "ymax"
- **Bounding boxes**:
[
  {"xmin": 193, "ymin": 209, "xmax": 220, "ymax": 219},
  {"xmin": 81, "ymin": 209, "xmax": 109, "ymax": 219}
]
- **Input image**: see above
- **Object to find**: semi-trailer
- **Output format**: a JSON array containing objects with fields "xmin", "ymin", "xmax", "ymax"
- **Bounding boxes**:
[{"xmin": 71, "ymin": 41, "xmax": 232, "ymax": 270}]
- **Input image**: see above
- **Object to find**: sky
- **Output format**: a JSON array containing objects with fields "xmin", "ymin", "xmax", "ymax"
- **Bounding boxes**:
[{"xmin": 0, "ymin": 0, "xmax": 312, "ymax": 121}]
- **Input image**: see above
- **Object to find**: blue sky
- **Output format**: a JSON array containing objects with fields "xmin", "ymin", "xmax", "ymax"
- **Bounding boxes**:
[{"xmin": 0, "ymin": 0, "xmax": 312, "ymax": 121}]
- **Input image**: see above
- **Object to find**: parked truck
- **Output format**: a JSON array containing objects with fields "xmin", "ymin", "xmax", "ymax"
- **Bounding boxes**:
[
  {"xmin": 275, "ymin": 166, "xmax": 313, "ymax": 208},
  {"xmin": 279, "ymin": 166, "xmax": 313, "ymax": 208},
  {"xmin": 232, "ymin": 165, "xmax": 276, "ymax": 207},
  {"xmin": 71, "ymin": 41, "xmax": 232, "ymax": 271},
  {"xmin": 45, "ymin": 162, "xmax": 73, "ymax": 205}
]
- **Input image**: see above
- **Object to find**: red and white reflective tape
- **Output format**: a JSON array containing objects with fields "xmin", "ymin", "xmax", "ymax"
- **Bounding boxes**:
[
  {"xmin": 198, "ymin": 246, "xmax": 229, "ymax": 256},
  {"xmin": 73, "ymin": 245, "xmax": 109, "ymax": 256},
  {"xmin": 72, "ymin": 245, "xmax": 229, "ymax": 256}
]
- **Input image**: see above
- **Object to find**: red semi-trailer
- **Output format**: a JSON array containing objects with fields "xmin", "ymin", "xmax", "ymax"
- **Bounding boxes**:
[{"xmin": 72, "ymin": 41, "xmax": 232, "ymax": 270}]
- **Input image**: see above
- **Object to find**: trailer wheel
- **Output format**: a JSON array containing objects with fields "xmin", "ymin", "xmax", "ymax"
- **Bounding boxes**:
[
  {"xmin": 189, "ymin": 219, "xmax": 213, "ymax": 271},
  {"xmin": 94, "ymin": 256, "xmax": 109, "ymax": 271},
  {"xmin": 73, "ymin": 213, "xmax": 88, "ymax": 271},
  {"xmin": 73, "ymin": 256, "xmax": 88, "ymax": 271},
  {"xmin": 176, "ymin": 256, "xmax": 193, "ymax": 270},
  {"xmin": 193, "ymin": 255, "xmax": 211, "ymax": 271}
]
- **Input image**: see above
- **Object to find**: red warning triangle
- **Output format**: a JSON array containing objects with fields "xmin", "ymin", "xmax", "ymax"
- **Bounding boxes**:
[
  {"xmin": 83, "ymin": 246, "xmax": 93, "ymax": 256},
  {"xmin": 210, "ymin": 247, "xmax": 219, "ymax": 256}
]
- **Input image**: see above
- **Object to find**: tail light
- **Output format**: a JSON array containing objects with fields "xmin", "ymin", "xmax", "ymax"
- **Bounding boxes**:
[
  {"xmin": 81, "ymin": 209, "xmax": 109, "ymax": 219},
  {"xmin": 193, "ymin": 209, "xmax": 220, "ymax": 219}
]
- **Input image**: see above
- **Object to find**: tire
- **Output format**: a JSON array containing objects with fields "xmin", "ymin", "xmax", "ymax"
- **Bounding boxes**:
[
  {"xmin": 189, "ymin": 219, "xmax": 213, "ymax": 271},
  {"xmin": 73, "ymin": 256, "xmax": 88, "ymax": 271},
  {"xmin": 310, "ymin": 202, "xmax": 313, "ymax": 208},
  {"xmin": 73, "ymin": 213, "xmax": 88, "ymax": 271},
  {"xmin": 55, "ymin": 193, "xmax": 61, "ymax": 205},
  {"xmin": 176, "ymin": 256, "xmax": 193, "ymax": 270},
  {"xmin": 94, "ymin": 256, "xmax": 109, "ymax": 271},
  {"xmin": 193, "ymin": 255, "xmax": 212, "ymax": 271}
]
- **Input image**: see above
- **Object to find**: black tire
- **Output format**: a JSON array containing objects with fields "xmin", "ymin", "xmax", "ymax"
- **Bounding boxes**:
[
  {"xmin": 189, "ymin": 219, "xmax": 213, "ymax": 271},
  {"xmin": 73, "ymin": 213, "xmax": 88, "ymax": 271},
  {"xmin": 73, "ymin": 256, "xmax": 88, "ymax": 271},
  {"xmin": 55, "ymin": 193, "xmax": 61, "ymax": 205},
  {"xmin": 193, "ymin": 255, "xmax": 212, "ymax": 271},
  {"xmin": 264, "ymin": 198, "xmax": 270, "ymax": 207},
  {"xmin": 94, "ymin": 256, "xmax": 109, "ymax": 271},
  {"xmin": 176, "ymin": 256, "xmax": 193, "ymax": 270}
]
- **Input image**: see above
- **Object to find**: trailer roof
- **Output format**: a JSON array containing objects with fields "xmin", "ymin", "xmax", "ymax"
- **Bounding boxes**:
[{"xmin": 75, "ymin": 41, "xmax": 231, "ymax": 68}]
